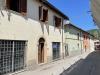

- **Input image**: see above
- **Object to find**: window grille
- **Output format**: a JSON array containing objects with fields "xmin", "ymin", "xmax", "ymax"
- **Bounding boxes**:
[{"xmin": 0, "ymin": 40, "xmax": 27, "ymax": 75}]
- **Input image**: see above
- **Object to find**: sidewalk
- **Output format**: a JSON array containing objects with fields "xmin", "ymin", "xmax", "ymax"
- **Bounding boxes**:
[{"xmin": 11, "ymin": 52, "xmax": 90, "ymax": 75}]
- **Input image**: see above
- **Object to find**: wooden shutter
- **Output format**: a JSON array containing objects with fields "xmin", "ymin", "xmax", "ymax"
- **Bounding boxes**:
[
  {"xmin": 58, "ymin": 18, "xmax": 61, "ymax": 28},
  {"xmin": 43, "ymin": 9, "xmax": 48, "ymax": 22},
  {"xmin": 54, "ymin": 16, "xmax": 57, "ymax": 27},
  {"xmin": 6, "ymin": 0, "xmax": 10, "ymax": 9},
  {"xmin": 39, "ymin": 6, "xmax": 43, "ymax": 21},
  {"xmin": 20, "ymin": 0, "xmax": 27, "ymax": 15},
  {"xmin": 54, "ymin": 16, "xmax": 61, "ymax": 28},
  {"xmin": 45, "ymin": 9, "xmax": 48, "ymax": 22}
]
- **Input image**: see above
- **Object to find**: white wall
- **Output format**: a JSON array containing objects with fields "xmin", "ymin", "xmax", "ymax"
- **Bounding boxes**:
[{"xmin": 0, "ymin": 0, "xmax": 65, "ymax": 67}]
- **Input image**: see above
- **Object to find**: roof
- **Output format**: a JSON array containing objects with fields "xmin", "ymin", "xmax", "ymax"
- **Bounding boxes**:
[
  {"xmin": 39, "ymin": 0, "xmax": 69, "ymax": 20},
  {"xmin": 65, "ymin": 23, "xmax": 94, "ymax": 36}
]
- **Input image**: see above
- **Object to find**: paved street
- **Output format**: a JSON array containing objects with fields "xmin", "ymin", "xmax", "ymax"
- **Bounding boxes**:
[
  {"xmin": 10, "ymin": 51, "xmax": 100, "ymax": 75},
  {"xmin": 61, "ymin": 50, "xmax": 100, "ymax": 75},
  {"xmin": 9, "ymin": 52, "xmax": 89, "ymax": 75}
]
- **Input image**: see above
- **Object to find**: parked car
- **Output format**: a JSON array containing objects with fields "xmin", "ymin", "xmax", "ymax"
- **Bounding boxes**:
[{"xmin": 94, "ymin": 42, "xmax": 100, "ymax": 50}]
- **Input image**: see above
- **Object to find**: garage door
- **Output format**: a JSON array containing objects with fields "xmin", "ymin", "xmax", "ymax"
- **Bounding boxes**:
[{"xmin": 0, "ymin": 40, "xmax": 27, "ymax": 75}]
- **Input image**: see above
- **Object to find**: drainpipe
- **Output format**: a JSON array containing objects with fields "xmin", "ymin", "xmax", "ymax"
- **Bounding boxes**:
[
  {"xmin": 80, "ymin": 31, "xmax": 83, "ymax": 54},
  {"xmin": 62, "ymin": 20, "xmax": 70, "ymax": 59},
  {"xmin": 62, "ymin": 18, "xmax": 64, "ymax": 59}
]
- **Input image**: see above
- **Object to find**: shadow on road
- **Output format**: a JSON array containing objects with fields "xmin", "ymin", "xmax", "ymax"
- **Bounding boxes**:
[{"xmin": 60, "ymin": 51, "xmax": 100, "ymax": 75}]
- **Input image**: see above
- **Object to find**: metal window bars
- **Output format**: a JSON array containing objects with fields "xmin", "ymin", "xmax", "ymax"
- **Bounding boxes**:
[{"xmin": 0, "ymin": 40, "xmax": 27, "ymax": 75}]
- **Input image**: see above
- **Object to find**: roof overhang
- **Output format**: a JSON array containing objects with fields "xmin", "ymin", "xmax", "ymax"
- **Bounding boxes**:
[{"xmin": 39, "ymin": 0, "xmax": 69, "ymax": 20}]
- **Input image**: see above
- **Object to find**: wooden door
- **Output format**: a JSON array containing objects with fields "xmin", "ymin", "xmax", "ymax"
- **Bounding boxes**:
[{"xmin": 38, "ymin": 43, "xmax": 44, "ymax": 63}]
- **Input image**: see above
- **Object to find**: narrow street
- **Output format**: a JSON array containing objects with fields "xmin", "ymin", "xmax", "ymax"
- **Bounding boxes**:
[{"xmin": 61, "ymin": 50, "xmax": 100, "ymax": 75}]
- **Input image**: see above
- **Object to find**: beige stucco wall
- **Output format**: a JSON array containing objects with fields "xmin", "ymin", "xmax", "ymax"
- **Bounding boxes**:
[{"xmin": 0, "ymin": 0, "xmax": 66, "ymax": 68}]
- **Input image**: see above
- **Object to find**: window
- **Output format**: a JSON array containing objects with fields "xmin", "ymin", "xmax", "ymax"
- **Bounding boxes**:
[
  {"xmin": 78, "ymin": 43, "xmax": 79, "ymax": 48},
  {"xmin": 6, "ymin": 0, "xmax": 27, "ymax": 15},
  {"xmin": 65, "ymin": 44, "xmax": 69, "ymax": 56},
  {"xmin": 52, "ymin": 42, "xmax": 60, "ymax": 60},
  {"xmin": 0, "ymin": 40, "xmax": 27, "ymax": 75},
  {"xmin": 86, "ymin": 36, "xmax": 88, "ymax": 40},
  {"xmin": 54, "ymin": 16, "xmax": 62, "ymax": 28},
  {"xmin": 83, "ymin": 35, "xmax": 85, "ymax": 39},
  {"xmin": 39, "ymin": 6, "xmax": 48, "ymax": 22}
]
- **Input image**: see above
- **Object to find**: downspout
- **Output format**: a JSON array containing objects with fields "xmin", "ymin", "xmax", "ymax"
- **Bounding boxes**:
[
  {"xmin": 62, "ymin": 18, "xmax": 64, "ymax": 59},
  {"xmin": 80, "ymin": 31, "xmax": 83, "ymax": 54}
]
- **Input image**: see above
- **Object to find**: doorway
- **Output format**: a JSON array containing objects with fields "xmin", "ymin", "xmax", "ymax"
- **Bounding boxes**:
[
  {"xmin": 52, "ymin": 42, "xmax": 60, "ymax": 60},
  {"xmin": 38, "ymin": 38, "xmax": 45, "ymax": 64},
  {"xmin": 65, "ymin": 44, "xmax": 69, "ymax": 56}
]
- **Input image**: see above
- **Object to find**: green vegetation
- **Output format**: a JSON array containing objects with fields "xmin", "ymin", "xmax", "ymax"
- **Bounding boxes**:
[{"xmin": 88, "ymin": 29, "xmax": 100, "ymax": 39}]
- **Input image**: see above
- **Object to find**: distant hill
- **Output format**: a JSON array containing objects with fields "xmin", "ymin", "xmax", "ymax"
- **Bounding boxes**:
[{"xmin": 87, "ymin": 29, "xmax": 100, "ymax": 39}]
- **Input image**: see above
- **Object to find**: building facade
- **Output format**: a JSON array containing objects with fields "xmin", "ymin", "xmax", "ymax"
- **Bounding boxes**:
[
  {"xmin": 0, "ymin": 0, "xmax": 69, "ymax": 74},
  {"xmin": 64, "ymin": 24, "xmax": 83, "ymax": 56},
  {"xmin": 83, "ymin": 32, "xmax": 90, "ymax": 52},
  {"xmin": 64, "ymin": 24, "xmax": 95, "ymax": 57}
]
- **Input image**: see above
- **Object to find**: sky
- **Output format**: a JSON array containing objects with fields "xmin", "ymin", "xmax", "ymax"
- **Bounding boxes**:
[{"xmin": 48, "ymin": 0, "xmax": 98, "ymax": 31}]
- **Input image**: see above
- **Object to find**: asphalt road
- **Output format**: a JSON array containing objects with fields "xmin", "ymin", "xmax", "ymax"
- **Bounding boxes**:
[{"xmin": 61, "ymin": 51, "xmax": 100, "ymax": 75}]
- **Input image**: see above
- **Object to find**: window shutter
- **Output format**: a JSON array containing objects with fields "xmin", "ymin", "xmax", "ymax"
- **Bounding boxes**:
[
  {"xmin": 39, "ymin": 6, "xmax": 43, "ymax": 21},
  {"xmin": 20, "ymin": 0, "xmax": 27, "ymax": 15},
  {"xmin": 6, "ymin": 0, "xmax": 10, "ymax": 9},
  {"xmin": 45, "ymin": 9, "xmax": 48, "ymax": 22},
  {"xmin": 58, "ymin": 18, "xmax": 61, "ymax": 26},
  {"xmin": 42, "ymin": 9, "xmax": 48, "ymax": 22},
  {"xmin": 54, "ymin": 16, "xmax": 62, "ymax": 28},
  {"xmin": 53, "ymin": 16, "xmax": 56, "ymax": 27},
  {"xmin": 54, "ymin": 16, "xmax": 57, "ymax": 27}
]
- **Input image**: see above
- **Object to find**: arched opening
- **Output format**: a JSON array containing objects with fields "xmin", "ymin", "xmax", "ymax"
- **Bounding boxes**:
[{"xmin": 38, "ymin": 38, "xmax": 45, "ymax": 63}]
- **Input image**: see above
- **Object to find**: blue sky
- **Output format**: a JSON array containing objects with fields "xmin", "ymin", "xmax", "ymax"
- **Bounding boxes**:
[{"xmin": 48, "ymin": 0, "xmax": 98, "ymax": 31}]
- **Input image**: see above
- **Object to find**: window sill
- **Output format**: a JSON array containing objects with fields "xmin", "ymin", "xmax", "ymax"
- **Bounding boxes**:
[
  {"xmin": 39, "ymin": 20, "xmax": 48, "ymax": 23},
  {"xmin": 6, "ymin": 9, "xmax": 27, "ymax": 17}
]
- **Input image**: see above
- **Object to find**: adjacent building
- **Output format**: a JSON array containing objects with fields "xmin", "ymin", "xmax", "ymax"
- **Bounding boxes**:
[
  {"xmin": 83, "ymin": 32, "xmax": 90, "ymax": 52},
  {"xmin": 64, "ymin": 24, "xmax": 95, "ymax": 56},
  {"xmin": 64, "ymin": 24, "xmax": 83, "ymax": 56}
]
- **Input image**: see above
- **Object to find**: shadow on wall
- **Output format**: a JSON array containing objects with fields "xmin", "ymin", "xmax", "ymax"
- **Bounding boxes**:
[
  {"xmin": 60, "ymin": 51, "xmax": 100, "ymax": 75},
  {"xmin": 0, "ymin": 9, "xmax": 28, "ymax": 21},
  {"xmin": 39, "ymin": 21, "xmax": 50, "ymax": 35},
  {"xmin": 0, "ymin": 9, "xmax": 62, "ymax": 36}
]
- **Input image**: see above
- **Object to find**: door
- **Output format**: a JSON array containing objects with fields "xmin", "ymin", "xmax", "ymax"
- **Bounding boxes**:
[
  {"xmin": 65, "ymin": 44, "xmax": 69, "ymax": 56},
  {"xmin": 52, "ymin": 42, "xmax": 60, "ymax": 60},
  {"xmin": 38, "ymin": 38, "xmax": 45, "ymax": 64}
]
